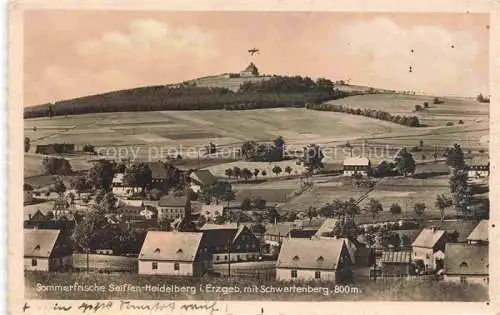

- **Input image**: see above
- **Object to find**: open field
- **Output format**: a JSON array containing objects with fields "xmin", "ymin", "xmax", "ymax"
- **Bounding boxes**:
[
  {"xmin": 326, "ymin": 94, "xmax": 488, "ymax": 127},
  {"xmin": 24, "ymin": 94, "xmax": 488, "ymax": 179},
  {"xmin": 25, "ymin": 271, "xmax": 487, "ymax": 301}
]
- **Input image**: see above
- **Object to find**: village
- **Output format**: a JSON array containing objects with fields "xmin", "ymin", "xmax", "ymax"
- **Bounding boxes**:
[{"xmin": 23, "ymin": 133, "xmax": 490, "ymax": 296}]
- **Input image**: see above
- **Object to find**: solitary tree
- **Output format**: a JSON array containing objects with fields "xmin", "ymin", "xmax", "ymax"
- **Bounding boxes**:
[
  {"xmin": 241, "ymin": 168, "xmax": 253, "ymax": 181},
  {"xmin": 389, "ymin": 203, "xmax": 402, "ymax": 216},
  {"xmin": 285, "ymin": 166, "xmax": 293, "ymax": 176},
  {"xmin": 88, "ymin": 160, "xmax": 115, "ymax": 191},
  {"xmin": 253, "ymin": 168, "xmax": 260, "ymax": 178},
  {"xmin": 225, "ymin": 168, "xmax": 234, "ymax": 179},
  {"xmin": 232, "ymin": 166, "xmax": 242, "ymax": 179},
  {"xmin": 394, "ymin": 148, "xmax": 416, "ymax": 176},
  {"xmin": 261, "ymin": 170, "xmax": 267, "ymax": 177},
  {"xmin": 365, "ymin": 198, "xmax": 383, "ymax": 223},
  {"xmin": 446, "ymin": 144, "xmax": 465, "ymax": 169},
  {"xmin": 306, "ymin": 207, "xmax": 317, "ymax": 223},
  {"xmin": 414, "ymin": 202, "xmax": 426, "ymax": 218},
  {"xmin": 435, "ymin": 194, "xmax": 453, "ymax": 224},
  {"xmin": 272, "ymin": 165, "xmax": 282, "ymax": 176}
]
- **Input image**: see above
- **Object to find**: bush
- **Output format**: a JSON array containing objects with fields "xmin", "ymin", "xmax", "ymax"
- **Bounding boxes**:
[
  {"xmin": 82, "ymin": 144, "xmax": 95, "ymax": 153},
  {"xmin": 458, "ymin": 120, "xmax": 464, "ymax": 125},
  {"xmin": 414, "ymin": 105, "xmax": 423, "ymax": 112},
  {"xmin": 423, "ymin": 102, "xmax": 429, "ymax": 108},
  {"xmin": 446, "ymin": 122, "xmax": 454, "ymax": 126}
]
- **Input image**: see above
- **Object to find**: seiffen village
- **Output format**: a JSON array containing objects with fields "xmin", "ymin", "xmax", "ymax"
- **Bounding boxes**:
[{"xmin": 22, "ymin": 14, "xmax": 491, "ymax": 300}]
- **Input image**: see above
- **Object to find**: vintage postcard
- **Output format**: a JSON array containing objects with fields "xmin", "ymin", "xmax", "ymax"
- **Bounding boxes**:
[{"xmin": 8, "ymin": 0, "xmax": 500, "ymax": 314}]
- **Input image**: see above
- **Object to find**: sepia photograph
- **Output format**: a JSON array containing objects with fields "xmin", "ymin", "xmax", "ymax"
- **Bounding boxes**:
[{"xmin": 10, "ymin": 2, "xmax": 496, "ymax": 312}]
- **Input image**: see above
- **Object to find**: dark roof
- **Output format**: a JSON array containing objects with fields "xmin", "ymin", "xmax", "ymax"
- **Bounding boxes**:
[
  {"xmin": 265, "ymin": 224, "xmax": 293, "ymax": 237},
  {"xmin": 139, "ymin": 231, "xmax": 205, "ymax": 261},
  {"xmin": 289, "ymin": 229, "xmax": 318, "ymax": 238},
  {"xmin": 143, "ymin": 162, "xmax": 168, "ymax": 179},
  {"xmin": 423, "ymin": 221, "xmax": 478, "ymax": 243},
  {"xmin": 445, "ymin": 243, "xmax": 488, "ymax": 275},
  {"xmin": 381, "ymin": 251, "xmax": 412, "ymax": 264},
  {"xmin": 158, "ymin": 196, "xmax": 186, "ymax": 207},
  {"xmin": 277, "ymin": 238, "xmax": 346, "ymax": 270},
  {"xmin": 190, "ymin": 170, "xmax": 217, "ymax": 186},
  {"xmin": 412, "ymin": 228, "xmax": 446, "ymax": 248},
  {"xmin": 24, "ymin": 229, "xmax": 61, "ymax": 257}
]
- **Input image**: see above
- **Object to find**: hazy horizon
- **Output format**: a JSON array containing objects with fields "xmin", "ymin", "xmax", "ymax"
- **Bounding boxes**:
[{"xmin": 24, "ymin": 11, "xmax": 490, "ymax": 107}]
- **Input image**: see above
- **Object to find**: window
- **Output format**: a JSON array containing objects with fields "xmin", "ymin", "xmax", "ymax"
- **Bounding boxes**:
[
  {"xmin": 224, "ymin": 255, "xmax": 228, "ymax": 260},
  {"xmin": 154, "ymin": 248, "xmax": 160, "ymax": 254},
  {"xmin": 291, "ymin": 270, "xmax": 297, "ymax": 278},
  {"xmin": 459, "ymin": 262, "xmax": 468, "ymax": 268},
  {"xmin": 317, "ymin": 256, "xmax": 324, "ymax": 262},
  {"xmin": 315, "ymin": 271, "xmax": 321, "ymax": 279},
  {"xmin": 34, "ymin": 245, "xmax": 40, "ymax": 251},
  {"xmin": 174, "ymin": 262, "xmax": 180, "ymax": 271},
  {"xmin": 293, "ymin": 255, "xmax": 300, "ymax": 261},
  {"xmin": 31, "ymin": 259, "xmax": 37, "ymax": 266},
  {"xmin": 176, "ymin": 249, "xmax": 183, "ymax": 254},
  {"xmin": 216, "ymin": 256, "xmax": 220, "ymax": 261},
  {"xmin": 152, "ymin": 262, "xmax": 158, "ymax": 270},
  {"xmin": 460, "ymin": 277, "xmax": 467, "ymax": 284}
]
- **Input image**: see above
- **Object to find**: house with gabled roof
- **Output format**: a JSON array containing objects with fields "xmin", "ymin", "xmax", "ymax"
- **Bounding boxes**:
[
  {"xmin": 157, "ymin": 196, "xmax": 186, "ymax": 221},
  {"xmin": 24, "ymin": 229, "xmax": 72, "ymax": 272},
  {"xmin": 412, "ymin": 228, "xmax": 447, "ymax": 272},
  {"xmin": 138, "ymin": 231, "xmax": 211, "ymax": 276},
  {"xmin": 189, "ymin": 170, "xmax": 217, "ymax": 192},
  {"xmin": 444, "ymin": 243, "xmax": 489, "ymax": 286},
  {"xmin": 466, "ymin": 157, "xmax": 489, "ymax": 178},
  {"xmin": 200, "ymin": 223, "xmax": 260, "ymax": 263},
  {"xmin": 312, "ymin": 218, "xmax": 339, "ymax": 239},
  {"xmin": 466, "ymin": 220, "xmax": 488, "ymax": 245},
  {"xmin": 276, "ymin": 238, "xmax": 352, "ymax": 282},
  {"xmin": 343, "ymin": 157, "xmax": 371, "ymax": 176}
]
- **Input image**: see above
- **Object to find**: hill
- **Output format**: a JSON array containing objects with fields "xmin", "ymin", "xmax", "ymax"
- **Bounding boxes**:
[{"xmin": 23, "ymin": 63, "xmax": 387, "ymax": 119}]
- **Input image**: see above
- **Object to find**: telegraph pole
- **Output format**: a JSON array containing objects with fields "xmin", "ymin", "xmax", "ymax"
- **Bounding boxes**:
[{"xmin": 227, "ymin": 238, "xmax": 231, "ymax": 278}]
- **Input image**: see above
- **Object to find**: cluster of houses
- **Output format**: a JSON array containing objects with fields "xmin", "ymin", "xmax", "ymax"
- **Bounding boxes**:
[
  {"xmin": 341, "ymin": 155, "xmax": 490, "ymax": 179},
  {"xmin": 24, "ymin": 210, "xmax": 489, "ymax": 286}
]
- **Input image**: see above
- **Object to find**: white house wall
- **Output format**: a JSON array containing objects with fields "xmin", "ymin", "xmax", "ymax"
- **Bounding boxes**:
[
  {"xmin": 276, "ymin": 268, "xmax": 336, "ymax": 282},
  {"xmin": 138, "ymin": 261, "xmax": 194, "ymax": 276},
  {"xmin": 24, "ymin": 258, "xmax": 50, "ymax": 271}
]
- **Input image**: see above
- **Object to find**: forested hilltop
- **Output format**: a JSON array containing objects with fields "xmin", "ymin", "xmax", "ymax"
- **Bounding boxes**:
[{"xmin": 24, "ymin": 76, "xmax": 372, "ymax": 119}]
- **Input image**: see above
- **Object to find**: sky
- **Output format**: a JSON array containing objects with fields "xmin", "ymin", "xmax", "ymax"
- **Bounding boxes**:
[{"xmin": 23, "ymin": 11, "xmax": 490, "ymax": 106}]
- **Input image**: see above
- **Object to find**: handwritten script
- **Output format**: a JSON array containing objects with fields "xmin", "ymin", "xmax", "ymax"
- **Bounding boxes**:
[{"xmin": 23, "ymin": 300, "xmax": 220, "ymax": 315}]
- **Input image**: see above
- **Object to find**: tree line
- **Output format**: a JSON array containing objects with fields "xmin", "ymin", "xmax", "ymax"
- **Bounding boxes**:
[
  {"xmin": 306, "ymin": 103, "xmax": 421, "ymax": 127},
  {"xmin": 24, "ymin": 76, "xmax": 359, "ymax": 119}
]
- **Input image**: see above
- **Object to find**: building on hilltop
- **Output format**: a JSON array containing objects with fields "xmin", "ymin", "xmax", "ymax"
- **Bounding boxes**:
[{"xmin": 240, "ymin": 62, "xmax": 259, "ymax": 77}]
